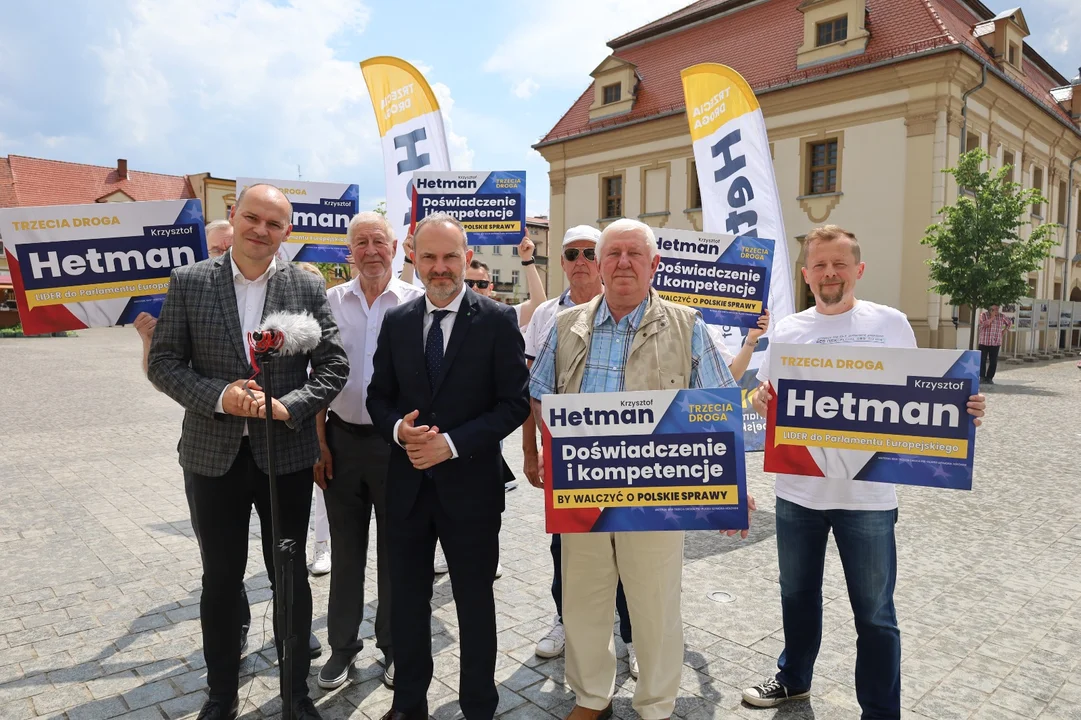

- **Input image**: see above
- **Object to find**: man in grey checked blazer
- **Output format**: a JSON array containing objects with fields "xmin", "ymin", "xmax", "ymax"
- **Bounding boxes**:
[{"xmin": 148, "ymin": 184, "xmax": 348, "ymax": 720}]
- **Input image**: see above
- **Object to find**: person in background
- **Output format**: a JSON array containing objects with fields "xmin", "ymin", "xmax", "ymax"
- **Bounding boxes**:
[
  {"xmin": 977, "ymin": 304, "xmax": 1011, "ymax": 384},
  {"xmin": 315, "ymin": 212, "xmax": 421, "ymax": 692}
]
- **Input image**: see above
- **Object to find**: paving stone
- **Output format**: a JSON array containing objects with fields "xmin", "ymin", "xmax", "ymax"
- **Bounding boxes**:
[{"xmin": 2, "ymin": 329, "xmax": 1081, "ymax": 720}]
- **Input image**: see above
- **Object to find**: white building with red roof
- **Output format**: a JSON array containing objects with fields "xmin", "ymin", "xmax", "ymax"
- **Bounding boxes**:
[{"xmin": 535, "ymin": 0, "xmax": 1081, "ymax": 349}]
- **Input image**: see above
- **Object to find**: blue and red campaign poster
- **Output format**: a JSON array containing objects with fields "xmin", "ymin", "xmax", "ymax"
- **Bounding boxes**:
[
  {"xmin": 541, "ymin": 388, "xmax": 749, "ymax": 533},
  {"xmin": 764, "ymin": 344, "xmax": 981, "ymax": 489}
]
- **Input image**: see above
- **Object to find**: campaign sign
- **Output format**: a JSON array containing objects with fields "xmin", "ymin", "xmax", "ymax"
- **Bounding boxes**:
[
  {"xmin": 652, "ymin": 228, "xmax": 774, "ymax": 330},
  {"xmin": 237, "ymin": 178, "xmax": 359, "ymax": 263},
  {"xmin": 541, "ymin": 388, "xmax": 748, "ymax": 533},
  {"xmin": 411, "ymin": 171, "xmax": 525, "ymax": 245},
  {"xmin": 1, "ymin": 199, "xmax": 206, "ymax": 335},
  {"xmin": 764, "ymin": 344, "xmax": 980, "ymax": 490}
]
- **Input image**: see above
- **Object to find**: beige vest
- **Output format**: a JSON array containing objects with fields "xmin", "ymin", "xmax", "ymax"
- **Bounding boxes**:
[{"xmin": 553, "ymin": 289, "xmax": 697, "ymax": 395}]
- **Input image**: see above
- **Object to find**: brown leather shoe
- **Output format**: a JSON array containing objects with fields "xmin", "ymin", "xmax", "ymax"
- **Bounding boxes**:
[{"xmin": 564, "ymin": 704, "xmax": 613, "ymax": 720}]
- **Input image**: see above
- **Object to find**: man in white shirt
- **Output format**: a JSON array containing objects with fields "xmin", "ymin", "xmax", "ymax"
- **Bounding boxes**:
[
  {"xmin": 742, "ymin": 225, "xmax": 986, "ymax": 718},
  {"xmin": 315, "ymin": 212, "xmax": 421, "ymax": 691}
]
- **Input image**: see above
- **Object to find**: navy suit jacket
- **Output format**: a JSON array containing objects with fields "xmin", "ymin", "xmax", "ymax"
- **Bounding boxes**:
[{"xmin": 366, "ymin": 287, "xmax": 530, "ymax": 520}]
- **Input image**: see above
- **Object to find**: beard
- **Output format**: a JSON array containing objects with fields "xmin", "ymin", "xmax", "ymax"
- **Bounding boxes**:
[
  {"xmin": 816, "ymin": 281, "xmax": 846, "ymax": 305},
  {"xmin": 425, "ymin": 271, "xmax": 461, "ymax": 301}
]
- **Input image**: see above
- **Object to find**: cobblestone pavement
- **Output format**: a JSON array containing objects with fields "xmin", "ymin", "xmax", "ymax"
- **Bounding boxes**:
[{"xmin": 1, "ymin": 328, "xmax": 1079, "ymax": 720}]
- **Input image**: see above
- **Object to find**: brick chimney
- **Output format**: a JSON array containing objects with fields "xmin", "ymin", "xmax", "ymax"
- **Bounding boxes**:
[{"xmin": 117, "ymin": 158, "xmax": 128, "ymax": 180}]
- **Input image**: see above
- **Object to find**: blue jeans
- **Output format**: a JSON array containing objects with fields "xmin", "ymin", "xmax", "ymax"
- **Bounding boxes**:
[
  {"xmin": 775, "ymin": 498, "xmax": 900, "ymax": 720},
  {"xmin": 551, "ymin": 534, "xmax": 632, "ymax": 643}
]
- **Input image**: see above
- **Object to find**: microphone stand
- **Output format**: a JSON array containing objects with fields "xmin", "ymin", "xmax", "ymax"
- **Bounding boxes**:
[{"xmin": 254, "ymin": 349, "xmax": 296, "ymax": 718}]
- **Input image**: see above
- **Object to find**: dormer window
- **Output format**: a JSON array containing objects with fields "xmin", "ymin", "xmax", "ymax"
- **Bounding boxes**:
[
  {"xmin": 796, "ymin": 0, "xmax": 868, "ymax": 69},
  {"xmin": 973, "ymin": 8, "xmax": 1029, "ymax": 77},
  {"xmin": 588, "ymin": 56, "xmax": 638, "ymax": 121},
  {"xmin": 816, "ymin": 16, "xmax": 847, "ymax": 47}
]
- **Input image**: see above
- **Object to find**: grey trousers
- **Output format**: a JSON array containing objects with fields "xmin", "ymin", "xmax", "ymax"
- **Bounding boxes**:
[{"xmin": 324, "ymin": 421, "xmax": 393, "ymax": 660}]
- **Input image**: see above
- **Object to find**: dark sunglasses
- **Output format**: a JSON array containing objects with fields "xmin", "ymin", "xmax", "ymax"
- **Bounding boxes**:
[
  {"xmin": 465, "ymin": 279, "xmax": 491, "ymax": 289},
  {"xmin": 563, "ymin": 248, "xmax": 596, "ymax": 262}
]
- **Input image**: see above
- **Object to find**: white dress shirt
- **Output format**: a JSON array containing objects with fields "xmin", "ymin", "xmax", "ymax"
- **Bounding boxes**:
[
  {"xmin": 214, "ymin": 252, "xmax": 278, "ymax": 435},
  {"xmin": 327, "ymin": 276, "xmax": 422, "ymax": 424},
  {"xmin": 392, "ymin": 285, "xmax": 467, "ymax": 459}
]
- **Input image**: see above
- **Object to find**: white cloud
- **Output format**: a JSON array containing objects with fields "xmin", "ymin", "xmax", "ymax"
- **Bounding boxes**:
[
  {"xmin": 431, "ymin": 81, "xmax": 475, "ymax": 171},
  {"xmin": 512, "ymin": 78, "xmax": 540, "ymax": 99},
  {"xmin": 92, "ymin": 0, "xmax": 379, "ymax": 181},
  {"xmin": 483, "ymin": 0, "xmax": 690, "ymax": 92}
]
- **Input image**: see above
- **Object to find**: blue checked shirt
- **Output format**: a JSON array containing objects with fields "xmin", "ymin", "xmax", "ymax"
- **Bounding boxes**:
[{"xmin": 529, "ymin": 296, "xmax": 736, "ymax": 399}]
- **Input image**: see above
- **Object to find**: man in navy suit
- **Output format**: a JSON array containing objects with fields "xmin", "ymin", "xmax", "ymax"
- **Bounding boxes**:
[{"xmin": 366, "ymin": 212, "xmax": 530, "ymax": 720}]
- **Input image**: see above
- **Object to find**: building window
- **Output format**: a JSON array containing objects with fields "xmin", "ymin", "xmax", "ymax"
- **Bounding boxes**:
[
  {"xmin": 1058, "ymin": 181, "xmax": 1068, "ymax": 225},
  {"xmin": 491, "ymin": 269, "xmax": 501, "ymax": 283},
  {"xmin": 1002, "ymin": 151, "xmax": 1016, "ymax": 184},
  {"xmin": 511, "ymin": 270, "xmax": 520, "ymax": 287},
  {"xmin": 0, "ymin": 240, "xmax": 4, "ymax": 258},
  {"xmin": 473, "ymin": 245, "xmax": 482, "ymax": 254},
  {"xmin": 1032, "ymin": 167, "xmax": 1044, "ymax": 217},
  {"xmin": 512, "ymin": 245, "xmax": 519, "ymax": 256},
  {"xmin": 815, "ymin": 16, "xmax": 847, "ymax": 47},
  {"xmin": 492, "ymin": 245, "xmax": 502, "ymax": 255},
  {"xmin": 603, "ymin": 175, "xmax": 623, "ymax": 218},
  {"xmin": 602, "ymin": 83, "xmax": 621, "ymax": 104},
  {"xmin": 690, "ymin": 161, "xmax": 702, "ymax": 209},
  {"xmin": 1008, "ymin": 42, "xmax": 1018, "ymax": 66},
  {"xmin": 965, "ymin": 132, "xmax": 980, "ymax": 153},
  {"xmin": 808, "ymin": 139, "xmax": 839, "ymax": 194}
]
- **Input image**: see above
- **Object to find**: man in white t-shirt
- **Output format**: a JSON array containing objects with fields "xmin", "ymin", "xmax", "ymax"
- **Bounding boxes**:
[{"xmin": 741, "ymin": 225, "xmax": 986, "ymax": 718}]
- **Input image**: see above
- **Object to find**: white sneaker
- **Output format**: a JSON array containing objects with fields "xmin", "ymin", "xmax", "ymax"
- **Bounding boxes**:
[
  {"xmin": 495, "ymin": 562, "xmax": 503, "ymax": 579},
  {"xmin": 535, "ymin": 617, "xmax": 565, "ymax": 658},
  {"xmin": 310, "ymin": 541, "xmax": 331, "ymax": 576},
  {"xmin": 627, "ymin": 642, "xmax": 639, "ymax": 679},
  {"xmin": 434, "ymin": 544, "xmax": 449, "ymax": 575}
]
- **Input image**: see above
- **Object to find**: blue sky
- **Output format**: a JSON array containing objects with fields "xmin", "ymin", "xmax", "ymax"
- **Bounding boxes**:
[{"xmin": 0, "ymin": 0, "xmax": 1076, "ymax": 217}]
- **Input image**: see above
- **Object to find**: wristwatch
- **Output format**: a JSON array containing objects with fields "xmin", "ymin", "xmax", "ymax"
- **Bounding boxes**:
[{"xmin": 521, "ymin": 259, "xmax": 535, "ymax": 266}]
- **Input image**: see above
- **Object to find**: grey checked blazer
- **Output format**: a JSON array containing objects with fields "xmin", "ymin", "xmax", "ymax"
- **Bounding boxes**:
[{"xmin": 147, "ymin": 254, "xmax": 349, "ymax": 477}]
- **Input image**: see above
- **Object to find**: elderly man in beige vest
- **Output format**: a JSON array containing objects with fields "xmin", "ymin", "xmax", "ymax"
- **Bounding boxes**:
[{"xmin": 528, "ymin": 218, "xmax": 749, "ymax": 720}]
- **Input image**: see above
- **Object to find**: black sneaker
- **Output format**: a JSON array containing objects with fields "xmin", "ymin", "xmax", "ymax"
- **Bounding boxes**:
[
  {"xmin": 309, "ymin": 632, "xmax": 322, "ymax": 660},
  {"xmin": 196, "ymin": 697, "xmax": 239, "ymax": 720},
  {"xmin": 291, "ymin": 696, "xmax": 322, "ymax": 720},
  {"xmin": 317, "ymin": 651, "xmax": 356, "ymax": 689},
  {"xmin": 382, "ymin": 659, "xmax": 395, "ymax": 689},
  {"xmin": 742, "ymin": 678, "xmax": 811, "ymax": 708}
]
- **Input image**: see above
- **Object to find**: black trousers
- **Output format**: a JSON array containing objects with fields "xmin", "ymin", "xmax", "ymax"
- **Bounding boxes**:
[
  {"xmin": 324, "ymin": 419, "xmax": 392, "ymax": 660},
  {"xmin": 183, "ymin": 470, "xmax": 251, "ymax": 634},
  {"xmin": 190, "ymin": 440, "xmax": 314, "ymax": 702},
  {"xmin": 979, "ymin": 343, "xmax": 1001, "ymax": 380},
  {"xmin": 390, "ymin": 477, "xmax": 500, "ymax": 720}
]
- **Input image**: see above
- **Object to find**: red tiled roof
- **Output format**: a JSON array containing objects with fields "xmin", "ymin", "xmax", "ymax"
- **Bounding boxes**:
[
  {"xmin": 0, "ymin": 155, "xmax": 194, "ymax": 209},
  {"xmin": 538, "ymin": 0, "xmax": 1077, "ymax": 146},
  {"xmin": 526, "ymin": 216, "xmax": 550, "ymax": 226}
]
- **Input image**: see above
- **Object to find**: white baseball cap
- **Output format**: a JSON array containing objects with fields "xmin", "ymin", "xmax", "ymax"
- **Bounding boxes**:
[{"xmin": 562, "ymin": 224, "xmax": 601, "ymax": 248}]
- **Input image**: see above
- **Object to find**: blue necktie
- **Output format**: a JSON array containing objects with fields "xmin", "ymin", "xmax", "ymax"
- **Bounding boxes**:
[{"xmin": 425, "ymin": 310, "xmax": 450, "ymax": 388}]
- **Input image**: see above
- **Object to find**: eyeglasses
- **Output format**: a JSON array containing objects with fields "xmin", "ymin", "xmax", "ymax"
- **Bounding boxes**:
[
  {"xmin": 465, "ymin": 279, "xmax": 491, "ymax": 289},
  {"xmin": 563, "ymin": 248, "xmax": 596, "ymax": 262}
]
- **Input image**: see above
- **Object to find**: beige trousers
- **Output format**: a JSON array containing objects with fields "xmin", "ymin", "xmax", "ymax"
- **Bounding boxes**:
[{"xmin": 561, "ymin": 531, "xmax": 685, "ymax": 720}]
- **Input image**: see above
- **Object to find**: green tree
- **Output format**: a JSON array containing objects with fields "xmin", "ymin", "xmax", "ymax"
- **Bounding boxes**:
[{"xmin": 921, "ymin": 149, "xmax": 1055, "ymax": 349}]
